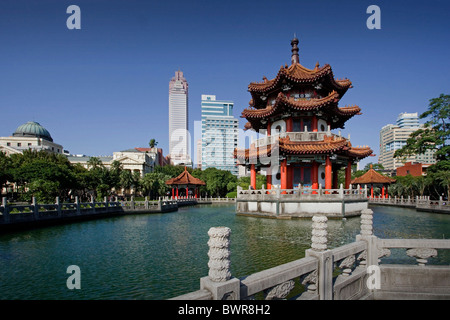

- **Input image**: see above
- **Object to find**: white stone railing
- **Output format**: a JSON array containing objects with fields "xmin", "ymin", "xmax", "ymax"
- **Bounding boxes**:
[
  {"xmin": 170, "ymin": 208, "xmax": 450, "ymax": 300},
  {"xmin": 369, "ymin": 196, "xmax": 450, "ymax": 213},
  {"xmin": 0, "ymin": 196, "xmax": 123, "ymax": 224},
  {"xmin": 237, "ymin": 184, "xmax": 367, "ymax": 200},
  {"xmin": 254, "ymin": 131, "xmax": 344, "ymax": 147}
]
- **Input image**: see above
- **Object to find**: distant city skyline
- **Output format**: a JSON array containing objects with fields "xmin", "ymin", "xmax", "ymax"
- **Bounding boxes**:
[{"xmin": 1, "ymin": 0, "xmax": 449, "ymax": 169}]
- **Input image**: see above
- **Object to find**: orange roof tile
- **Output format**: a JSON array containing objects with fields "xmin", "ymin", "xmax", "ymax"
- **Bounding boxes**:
[
  {"xmin": 351, "ymin": 168, "xmax": 396, "ymax": 185},
  {"xmin": 248, "ymin": 63, "xmax": 352, "ymax": 93},
  {"xmin": 234, "ymin": 135, "xmax": 373, "ymax": 161},
  {"xmin": 165, "ymin": 168, "xmax": 206, "ymax": 186}
]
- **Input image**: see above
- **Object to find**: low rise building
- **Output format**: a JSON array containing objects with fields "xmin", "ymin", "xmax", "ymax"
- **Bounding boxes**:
[{"xmin": 0, "ymin": 121, "xmax": 64, "ymax": 156}]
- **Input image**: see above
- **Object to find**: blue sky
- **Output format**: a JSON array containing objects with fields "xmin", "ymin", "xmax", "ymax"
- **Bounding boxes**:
[{"xmin": 1, "ymin": 0, "xmax": 449, "ymax": 168}]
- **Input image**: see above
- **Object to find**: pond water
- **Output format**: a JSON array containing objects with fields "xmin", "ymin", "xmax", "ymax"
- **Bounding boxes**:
[{"xmin": 0, "ymin": 204, "xmax": 449, "ymax": 299}]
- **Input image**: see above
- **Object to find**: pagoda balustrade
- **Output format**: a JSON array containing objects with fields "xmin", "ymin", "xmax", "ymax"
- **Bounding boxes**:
[
  {"xmin": 254, "ymin": 131, "xmax": 345, "ymax": 148},
  {"xmin": 237, "ymin": 184, "xmax": 367, "ymax": 201}
]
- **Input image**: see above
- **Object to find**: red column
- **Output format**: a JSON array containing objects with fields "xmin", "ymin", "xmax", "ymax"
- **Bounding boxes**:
[
  {"xmin": 325, "ymin": 155, "xmax": 332, "ymax": 191},
  {"xmin": 281, "ymin": 159, "xmax": 287, "ymax": 193},
  {"xmin": 250, "ymin": 164, "xmax": 256, "ymax": 189},
  {"xmin": 382, "ymin": 185, "xmax": 385, "ymax": 198},
  {"xmin": 286, "ymin": 118, "xmax": 293, "ymax": 132},
  {"xmin": 186, "ymin": 186, "xmax": 189, "ymax": 198},
  {"xmin": 172, "ymin": 188, "xmax": 174, "ymax": 198},
  {"xmin": 176, "ymin": 187, "xmax": 179, "ymax": 198},
  {"xmin": 312, "ymin": 161, "xmax": 319, "ymax": 194},
  {"xmin": 312, "ymin": 116, "xmax": 318, "ymax": 132},
  {"xmin": 385, "ymin": 185, "xmax": 388, "ymax": 198},
  {"xmin": 370, "ymin": 184, "xmax": 374, "ymax": 198},
  {"xmin": 345, "ymin": 160, "xmax": 352, "ymax": 189}
]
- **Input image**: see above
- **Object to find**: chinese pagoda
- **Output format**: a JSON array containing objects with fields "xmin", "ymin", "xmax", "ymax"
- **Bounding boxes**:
[{"xmin": 234, "ymin": 37, "xmax": 374, "ymax": 218}]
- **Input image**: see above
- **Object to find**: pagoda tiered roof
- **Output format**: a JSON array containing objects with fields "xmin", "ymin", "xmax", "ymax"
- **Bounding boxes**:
[
  {"xmin": 248, "ymin": 62, "xmax": 352, "ymax": 96},
  {"xmin": 234, "ymin": 135, "xmax": 373, "ymax": 161},
  {"xmin": 241, "ymin": 90, "xmax": 361, "ymax": 130}
]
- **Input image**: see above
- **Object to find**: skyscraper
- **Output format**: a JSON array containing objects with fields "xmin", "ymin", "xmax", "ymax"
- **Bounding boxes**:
[
  {"xmin": 201, "ymin": 95, "xmax": 238, "ymax": 175},
  {"xmin": 168, "ymin": 70, "xmax": 191, "ymax": 166},
  {"xmin": 379, "ymin": 112, "xmax": 436, "ymax": 170}
]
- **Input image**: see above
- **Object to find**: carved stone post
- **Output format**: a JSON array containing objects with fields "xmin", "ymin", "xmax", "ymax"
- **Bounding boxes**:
[
  {"xmin": 360, "ymin": 208, "xmax": 373, "ymax": 236},
  {"xmin": 56, "ymin": 196, "xmax": 62, "ymax": 217},
  {"xmin": 356, "ymin": 208, "xmax": 379, "ymax": 268},
  {"xmin": 32, "ymin": 197, "xmax": 39, "ymax": 220},
  {"xmin": 200, "ymin": 227, "xmax": 240, "ymax": 300},
  {"xmin": 2, "ymin": 197, "xmax": 10, "ymax": 223},
  {"xmin": 311, "ymin": 215, "xmax": 328, "ymax": 251},
  {"xmin": 306, "ymin": 215, "xmax": 333, "ymax": 300}
]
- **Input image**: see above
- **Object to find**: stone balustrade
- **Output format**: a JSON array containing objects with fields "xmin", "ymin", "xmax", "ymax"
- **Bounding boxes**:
[
  {"xmin": 369, "ymin": 195, "xmax": 450, "ymax": 213},
  {"xmin": 237, "ymin": 184, "xmax": 367, "ymax": 201},
  {"xmin": 171, "ymin": 208, "xmax": 450, "ymax": 300},
  {"xmin": 254, "ymin": 131, "xmax": 343, "ymax": 148}
]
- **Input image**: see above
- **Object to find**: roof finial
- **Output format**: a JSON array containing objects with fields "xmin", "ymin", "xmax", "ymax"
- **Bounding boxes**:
[{"xmin": 291, "ymin": 36, "xmax": 299, "ymax": 65}]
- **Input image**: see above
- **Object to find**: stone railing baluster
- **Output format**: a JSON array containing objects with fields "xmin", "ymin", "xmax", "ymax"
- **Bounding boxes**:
[{"xmin": 200, "ymin": 226, "xmax": 240, "ymax": 300}]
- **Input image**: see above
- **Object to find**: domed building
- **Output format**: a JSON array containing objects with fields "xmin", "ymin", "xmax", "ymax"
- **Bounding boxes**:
[{"xmin": 0, "ymin": 121, "xmax": 64, "ymax": 156}]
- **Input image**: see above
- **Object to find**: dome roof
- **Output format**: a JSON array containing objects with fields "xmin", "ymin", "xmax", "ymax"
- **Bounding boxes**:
[{"xmin": 13, "ymin": 121, "xmax": 53, "ymax": 142}]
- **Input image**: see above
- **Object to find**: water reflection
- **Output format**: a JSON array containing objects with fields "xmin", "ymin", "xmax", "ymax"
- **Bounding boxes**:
[{"xmin": 0, "ymin": 204, "xmax": 449, "ymax": 299}]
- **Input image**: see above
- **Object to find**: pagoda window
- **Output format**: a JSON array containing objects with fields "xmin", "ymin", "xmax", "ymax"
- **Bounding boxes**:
[
  {"xmin": 293, "ymin": 118, "xmax": 312, "ymax": 132},
  {"xmin": 293, "ymin": 165, "xmax": 312, "ymax": 187}
]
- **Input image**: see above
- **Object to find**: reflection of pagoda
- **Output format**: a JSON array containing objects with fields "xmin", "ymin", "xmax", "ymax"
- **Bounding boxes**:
[{"xmin": 235, "ymin": 37, "xmax": 373, "ymax": 192}]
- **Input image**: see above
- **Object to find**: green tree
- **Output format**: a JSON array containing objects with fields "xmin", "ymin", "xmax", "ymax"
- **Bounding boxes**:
[
  {"xmin": 0, "ymin": 151, "xmax": 12, "ymax": 195},
  {"xmin": 149, "ymin": 139, "xmax": 158, "ymax": 148}
]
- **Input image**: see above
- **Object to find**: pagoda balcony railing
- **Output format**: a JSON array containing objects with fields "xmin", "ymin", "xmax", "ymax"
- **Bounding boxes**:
[
  {"xmin": 254, "ymin": 131, "xmax": 345, "ymax": 148},
  {"xmin": 237, "ymin": 184, "xmax": 367, "ymax": 201}
]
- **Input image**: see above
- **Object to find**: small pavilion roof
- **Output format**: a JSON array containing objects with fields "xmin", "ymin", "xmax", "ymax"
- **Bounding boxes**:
[
  {"xmin": 165, "ymin": 168, "xmax": 206, "ymax": 186},
  {"xmin": 351, "ymin": 166, "xmax": 396, "ymax": 185}
]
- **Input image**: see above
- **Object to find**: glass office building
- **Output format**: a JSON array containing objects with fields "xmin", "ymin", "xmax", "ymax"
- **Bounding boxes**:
[{"xmin": 201, "ymin": 95, "xmax": 238, "ymax": 175}]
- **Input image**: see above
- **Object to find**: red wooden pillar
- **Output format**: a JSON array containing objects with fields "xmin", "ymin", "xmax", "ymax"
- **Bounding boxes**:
[
  {"xmin": 286, "ymin": 118, "xmax": 293, "ymax": 132},
  {"xmin": 370, "ymin": 184, "xmax": 374, "ymax": 198},
  {"xmin": 345, "ymin": 160, "xmax": 352, "ymax": 189},
  {"xmin": 385, "ymin": 185, "xmax": 388, "ymax": 198},
  {"xmin": 281, "ymin": 159, "xmax": 287, "ymax": 193},
  {"xmin": 250, "ymin": 164, "xmax": 256, "ymax": 189},
  {"xmin": 381, "ymin": 185, "xmax": 385, "ymax": 198},
  {"xmin": 312, "ymin": 116, "xmax": 318, "ymax": 132},
  {"xmin": 325, "ymin": 155, "xmax": 332, "ymax": 191},
  {"xmin": 172, "ymin": 187, "xmax": 174, "ymax": 198},
  {"xmin": 186, "ymin": 186, "xmax": 189, "ymax": 198},
  {"xmin": 312, "ymin": 161, "xmax": 319, "ymax": 194},
  {"xmin": 176, "ymin": 187, "xmax": 179, "ymax": 198}
]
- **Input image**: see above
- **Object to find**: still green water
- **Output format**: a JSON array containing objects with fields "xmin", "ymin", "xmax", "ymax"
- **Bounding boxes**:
[{"xmin": 0, "ymin": 204, "xmax": 449, "ymax": 300}]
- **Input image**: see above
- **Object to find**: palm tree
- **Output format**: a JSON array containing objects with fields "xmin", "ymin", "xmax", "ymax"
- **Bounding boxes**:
[
  {"xmin": 149, "ymin": 139, "xmax": 158, "ymax": 149},
  {"xmin": 87, "ymin": 157, "xmax": 103, "ymax": 170}
]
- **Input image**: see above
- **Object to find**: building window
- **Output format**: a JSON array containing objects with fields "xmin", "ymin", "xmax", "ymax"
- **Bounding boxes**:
[
  {"xmin": 6, "ymin": 142, "xmax": 10, "ymax": 146},
  {"xmin": 17, "ymin": 143, "xmax": 21, "ymax": 147}
]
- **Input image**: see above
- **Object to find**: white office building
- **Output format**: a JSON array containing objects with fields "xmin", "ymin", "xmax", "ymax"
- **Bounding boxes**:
[
  {"xmin": 201, "ymin": 95, "xmax": 238, "ymax": 175},
  {"xmin": 379, "ymin": 112, "xmax": 436, "ymax": 171},
  {"xmin": 168, "ymin": 70, "xmax": 191, "ymax": 166}
]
